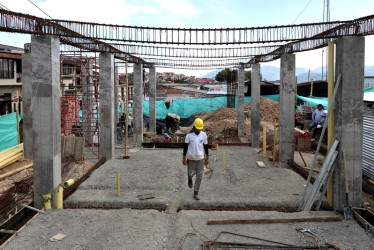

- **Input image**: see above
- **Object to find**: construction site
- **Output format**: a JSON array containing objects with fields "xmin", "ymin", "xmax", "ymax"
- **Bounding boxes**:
[{"xmin": 0, "ymin": 1, "xmax": 374, "ymax": 249}]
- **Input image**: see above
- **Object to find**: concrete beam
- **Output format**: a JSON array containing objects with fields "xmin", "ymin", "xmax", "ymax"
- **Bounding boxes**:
[
  {"xmin": 99, "ymin": 53, "xmax": 115, "ymax": 160},
  {"xmin": 149, "ymin": 65, "xmax": 156, "ymax": 133},
  {"xmin": 21, "ymin": 52, "xmax": 33, "ymax": 159},
  {"xmin": 333, "ymin": 36, "xmax": 364, "ymax": 210},
  {"xmin": 31, "ymin": 35, "xmax": 61, "ymax": 208},
  {"xmin": 279, "ymin": 54, "xmax": 295, "ymax": 168},
  {"xmin": 133, "ymin": 63, "xmax": 144, "ymax": 146},
  {"xmin": 237, "ymin": 65, "xmax": 245, "ymax": 137},
  {"xmin": 251, "ymin": 63, "xmax": 261, "ymax": 147}
]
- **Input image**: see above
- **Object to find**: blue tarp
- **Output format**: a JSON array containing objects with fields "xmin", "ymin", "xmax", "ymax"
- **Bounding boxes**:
[{"xmin": 0, "ymin": 113, "xmax": 22, "ymax": 152}]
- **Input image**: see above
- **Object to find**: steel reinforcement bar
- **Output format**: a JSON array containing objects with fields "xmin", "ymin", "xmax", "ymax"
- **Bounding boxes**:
[
  {"xmin": 0, "ymin": 9, "xmax": 144, "ymax": 64},
  {"xmin": 39, "ymin": 15, "xmax": 374, "ymax": 45}
]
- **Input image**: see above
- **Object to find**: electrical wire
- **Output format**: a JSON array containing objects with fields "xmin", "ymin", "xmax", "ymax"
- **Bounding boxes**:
[
  {"xmin": 27, "ymin": 0, "xmax": 53, "ymax": 19},
  {"xmin": 292, "ymin": 0, "xmax": 313, "ymax": 24},
  {"xmin": 0, "ymin": 3, "xmax": 10, "ymax": 10}
]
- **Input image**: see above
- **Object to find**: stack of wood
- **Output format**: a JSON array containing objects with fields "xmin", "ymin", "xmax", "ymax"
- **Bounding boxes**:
[
  {"xmin": 0, "ymin": 144, "xmax": 23, "ymax": 170},
  {"xmin": 61, "ymin": 95, "xmax": 80, "ymax": 135}
]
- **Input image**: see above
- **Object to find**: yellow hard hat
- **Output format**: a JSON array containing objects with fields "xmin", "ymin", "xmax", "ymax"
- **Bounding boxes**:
[
  {"xmin": 167, "ymin": 113, "xmax": 171, "ymax": 116},
  {"xmin": 129, "ymin": 112, "xmax": 132, "ymax": 115},
  {"xmin": 193, "ymin": 118, "xmax": 204, "ymax": 130}
]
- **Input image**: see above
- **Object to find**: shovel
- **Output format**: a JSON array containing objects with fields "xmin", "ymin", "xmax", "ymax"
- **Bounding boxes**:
[{"xmin": 343, "ymin": 151, "xmax": 353, "ymax": 220}]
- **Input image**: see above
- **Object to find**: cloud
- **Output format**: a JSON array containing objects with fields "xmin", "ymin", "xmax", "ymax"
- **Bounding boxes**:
[
  {"xmin": 356, "ymin": 9, "xmax": 373, "ymax": 16},
  {"xmin": 156, "ymin": 0, "xmax": 199, "ymax": 18},
  {"xmin": 1, "ymin": 0, "xmax": 153, "ymax": 24}
]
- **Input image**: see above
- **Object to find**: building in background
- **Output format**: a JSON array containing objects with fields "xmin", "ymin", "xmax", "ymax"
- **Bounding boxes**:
[{"xmin": 0, "ymin": 44, "xmax": 23, "ymax": 115}]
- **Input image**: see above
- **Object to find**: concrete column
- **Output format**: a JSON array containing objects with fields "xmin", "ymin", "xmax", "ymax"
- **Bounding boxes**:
[
  {"xmin": 251, "ymin": 63, "xmax": 261, "ymax": 147},
  {"xmin": 237, "ymin": 65, "xmax": 245, "ymax": 137},
  {"xmin": 22, "ymin": 52, "xmax": 33, "ymax": 159},
  {"xmin": 149, "ymin": 65, "xmax": 156, "ymax": 133},
  {"xmin": 333, "ymin": 36, "xmax": 364, "ymax": 210},
  {"xmin": 279, "ymin": 54, "xmax": 296, "ymax": 168},
  {"xmin": 133, "ymin": 63, "xmax": 144, "ymax": 146},
  {"xmin": 31, "ymin": 35, "xmax": 61, "ymax": 208},
  {"xmin": 99, "ymin": 53, "xmax": 115, "ymax": 160}
]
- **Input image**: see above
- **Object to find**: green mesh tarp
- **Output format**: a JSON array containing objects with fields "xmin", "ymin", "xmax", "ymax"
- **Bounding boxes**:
[
  {"xmin": 296, "ymin": 95, "xmax": 328, "ymax": 110},
  {"xmin": 0, "ymin": 112, "xmax": 22, "ymax": 152},
  {"xmin": 143, "ymin": 95, "xmax": 280, "ymax": 119},
  {"xmin": 364, "ymin": 87, "xmax": 374, "ymax": 93}
]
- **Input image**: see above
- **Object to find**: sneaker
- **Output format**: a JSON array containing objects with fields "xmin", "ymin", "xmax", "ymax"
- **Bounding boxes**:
[
  {"xmin": 193, "ymin": 192, "xmax": 200, "ymax": 200},
  {"xmin": 188, "ymin": 179, "xmax": 193, "ymax": 188}
]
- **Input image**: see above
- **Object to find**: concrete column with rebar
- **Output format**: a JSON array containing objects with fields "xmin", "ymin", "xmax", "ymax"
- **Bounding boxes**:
[
  {"xmin": 82, "ymin": 59, "xmax": 95, "ymax": 145},
  {"xmin": 251, "ymin": 63, "xmax": 261, "ymax": 147},
  {"xmin": 99, "ymin": 53, "xmax": 115, "ymax": 160},
  {"xmin": 333, "ymin": 36, "xmax": 364, "ymax": 210},
  {"xmin": 22, "ymin": 52, "xmax": 33, "ymax": 159},
  {"xmin": 149, "ymin": 65, "xmax": 156, "ymax": 133},
  {"xmin": 133, "ymin": 63, "xmax": 144, "ymax": 146},
  {"xmin": 237, "ymin": 65, "xmax": 245, "ymax": 137},
  {"xmin": 31, "ymin": 35, "xmax": 61, "ymax": 208},
  {"xmin": 279, "ymin": 54, "xmax": 295, "ymax": 168}
]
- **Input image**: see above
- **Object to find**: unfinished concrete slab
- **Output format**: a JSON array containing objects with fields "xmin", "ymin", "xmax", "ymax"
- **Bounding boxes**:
[
  {"xmin": 64, "ymin": 146, "xmax": 326, "ymax": 210},
  {"xmin": 3, "ymin": 209, "xmax": 373, "ymax": 249}
]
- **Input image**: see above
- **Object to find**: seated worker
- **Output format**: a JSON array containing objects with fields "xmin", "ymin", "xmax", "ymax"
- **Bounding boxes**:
[
  {"xmin": 312, "ymin": 110, "xmax": 328, "ymax": 140},
  {"xmin": 308, "ymin": 104, "xmax": 324, "ymax": 132},
  {"xmin": 165, "ymin": 113, "xmax": 180, "ymax": 133},
  {"xmin": 164, "ymin": 133, "xmax": 172, "ymax": 142},
  {"xmin": 295, "ymin": 106, "xmax": 304, "ymax": 130}
]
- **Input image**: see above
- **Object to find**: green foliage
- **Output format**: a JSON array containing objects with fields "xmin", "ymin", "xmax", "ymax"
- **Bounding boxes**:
[
  {"xmin": 244, "ymin": 70, "xmax": 251, "ymax": 81},
  {"xmin": 215, "ymin": 68, "xmax": 238, "ymax": 82}
]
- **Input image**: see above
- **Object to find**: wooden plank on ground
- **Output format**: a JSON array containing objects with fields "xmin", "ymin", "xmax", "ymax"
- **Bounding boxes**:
[
  {"xmin": 0, "ymin": 164, "xmax": 33, "ymax": 181},
  {"xmin": 137, "ymin": 194, "xmax": 155, "ymax": 200},
  {"xmin": 165, "ymin": 201, "xmax": 180, "ymax": 214},
  {"xmin": 256, "ymin": 161, "xmax": 266, "ymax": 168},
  {"xmin": 207, "ymin": 215, "xmax": 342, "ymax": 225}
]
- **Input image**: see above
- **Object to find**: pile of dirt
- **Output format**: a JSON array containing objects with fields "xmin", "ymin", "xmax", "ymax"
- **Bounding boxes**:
[
  {"xmin": 245, "ymin": 97, "xmax": 279, "ymax": 122},
  {"xmin": 194, "ymin": 97, "xmax": 279, "ymax": 144}
]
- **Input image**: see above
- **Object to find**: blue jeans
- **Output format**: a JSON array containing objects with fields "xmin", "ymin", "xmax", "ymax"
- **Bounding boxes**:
[{"xmin": 308, "ymin": 121, "xmax": 318, "ymax": 132}]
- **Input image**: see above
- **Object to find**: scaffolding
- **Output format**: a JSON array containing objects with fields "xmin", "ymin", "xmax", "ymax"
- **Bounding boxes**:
[{"xmin": 60, "ymin": 51, "xmax": 100, "ymax": 160}]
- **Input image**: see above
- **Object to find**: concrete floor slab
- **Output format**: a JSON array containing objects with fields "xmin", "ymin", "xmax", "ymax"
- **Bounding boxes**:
[
  {"xmin": 65, "ymin": 146, "xmax": 325, "ymax": 210},
  {"xmin": 3, "ymin": 209, "xmax": 373, "ymax": 249}
]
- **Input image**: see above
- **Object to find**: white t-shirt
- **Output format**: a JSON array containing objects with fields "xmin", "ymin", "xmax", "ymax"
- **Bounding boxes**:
[{"xmin": 185, "ymin": 131, "xmax": 208, "ymax": 160}]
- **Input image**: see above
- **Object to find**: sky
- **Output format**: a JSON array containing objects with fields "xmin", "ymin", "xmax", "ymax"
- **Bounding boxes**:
[{"xmin": 0, "ymin": 0, "xmax": 373, "ymax": 77}]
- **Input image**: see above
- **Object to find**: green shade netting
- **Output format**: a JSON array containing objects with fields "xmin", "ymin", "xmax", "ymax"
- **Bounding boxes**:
[
  {"xmin": 0, "ymin": 112, "xmax": 23, "ymax": 152},
  {"xmin": 296, "ymin": 95, "xmax": 328, "ymax": 110},
  {"xmin": 143, "ymin": 95, "xmax": 280, "ymax": 119}
]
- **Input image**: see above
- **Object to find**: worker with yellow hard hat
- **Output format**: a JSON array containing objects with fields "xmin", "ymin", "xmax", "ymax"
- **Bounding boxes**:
[{"xmin": 182, "ymin": 118, "xmax": 208, "ymax": 200}]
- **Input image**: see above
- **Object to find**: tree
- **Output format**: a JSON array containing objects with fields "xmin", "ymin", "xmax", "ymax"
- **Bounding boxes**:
[
  {"xmin": 244, "ymin": 70, "xmax": 251, "ymax": 81},
  {"xmin": 215, "ymin": 68, "xmax": 238, "ymax": 82}
]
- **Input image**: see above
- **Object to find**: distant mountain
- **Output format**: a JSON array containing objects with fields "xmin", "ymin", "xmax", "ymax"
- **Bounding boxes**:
[
  {"xmin": 200, "ymin": 69, "xmax": 223, "ymax": 79},
  {"xmin": 200, "ymin": 65, "xmax": 374, "ymax": 82},
  {"xmin": 260, "ymin": 66, "xmax": 310, "ymax": 81},
  {"xmin": 296, "ymin": 72, "xmax": 322, "ymax": 83}
]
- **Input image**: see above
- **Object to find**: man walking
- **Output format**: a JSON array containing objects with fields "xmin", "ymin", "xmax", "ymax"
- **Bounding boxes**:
[{"xmin": 182, "ymin": 118, "xmax": 209, "ymax": 200}]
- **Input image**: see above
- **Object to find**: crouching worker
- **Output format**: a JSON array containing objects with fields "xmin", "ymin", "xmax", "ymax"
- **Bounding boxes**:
[
  {"xmin": 182, "ymin": 118, "xmax": 209, "ymax": 200},
  {"xmin": 164, "ymin": 133, "xmax": 172, "ymax": 142}
]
